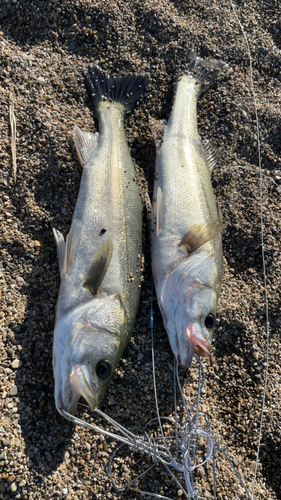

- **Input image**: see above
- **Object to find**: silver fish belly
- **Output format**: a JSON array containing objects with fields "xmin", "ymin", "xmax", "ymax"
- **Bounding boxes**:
[
  {"xmin": 53, "ymin": 67, "xmax": 149, "ymax": 416},
  {"xmin": 150, "ymin": 54, "xmax": 229, "ymax": 368}
]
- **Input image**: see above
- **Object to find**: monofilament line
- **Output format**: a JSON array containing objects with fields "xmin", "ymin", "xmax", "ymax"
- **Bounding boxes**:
[{"xmin": 230, "ymin": 3, "xmax": 270, "ymax": 499}]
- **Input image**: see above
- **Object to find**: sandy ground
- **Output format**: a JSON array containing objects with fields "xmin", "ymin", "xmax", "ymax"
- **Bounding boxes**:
[{"xmin": 0, "ymin": 1, "xmax": 281, "ymax": 499}]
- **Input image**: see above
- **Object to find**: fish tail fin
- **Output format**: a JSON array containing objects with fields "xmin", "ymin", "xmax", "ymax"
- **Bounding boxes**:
[
  {"xmin": 83, "ymin": 65, "xmax": 149, "ymax": 114},
  {"xmin": 185, "ymin": 51, "xmax": 231, "ymax": 93}
]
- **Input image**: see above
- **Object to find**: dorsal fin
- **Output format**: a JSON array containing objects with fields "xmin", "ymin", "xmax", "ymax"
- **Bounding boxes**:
[
  {"xmin": 73, "ymin": 125, "xmax": 99, "ymax": 167},
  {"xmin": 83, "ymin": 240, "xmax": 113, "ymax": 296},
  {"xmin": 202, "ymin": 138, "xmax": 222, "ymax": 173},
  {"xmin": 179, "ymin": 219, "xmax": 228, "ymax": 254}
]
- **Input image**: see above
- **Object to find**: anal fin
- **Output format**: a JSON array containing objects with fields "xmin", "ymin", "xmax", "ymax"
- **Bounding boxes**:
[
  {"xmin": 179, "ymin": 218, "xmax": 228, "ymax": 253},
  {"xmin": 73, "ymin": 125, "xmax": 99, "ymax": 167}
]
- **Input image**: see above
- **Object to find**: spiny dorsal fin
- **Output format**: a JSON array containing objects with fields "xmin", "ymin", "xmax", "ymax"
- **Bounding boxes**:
[
  {"xmin": 83, "ymin": 240, "xmax": 113, "ymax": 296},
  {"xmin": 73, "ymin": 125, "xmax": 99, "ymax": 167},
  {"xmin": 179, "ymin": 219, "xmax": 228, "ymax": 254},
  {"xmin": 52, "ymin": 228, "xmax": 66, "ymax": 279},
  {"xmin": 202, "ymin": 138, "xmax": 222, "ymax": 173},
  {"xmin": 65, "ymin": 220, "xmax": 83, "ymax": 274}
]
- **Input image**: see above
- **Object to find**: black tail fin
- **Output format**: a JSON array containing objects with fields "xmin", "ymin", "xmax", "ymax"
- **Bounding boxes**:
[{"xmin": 83, "ymin": 65, "xmax": 149, "ymax": 115}]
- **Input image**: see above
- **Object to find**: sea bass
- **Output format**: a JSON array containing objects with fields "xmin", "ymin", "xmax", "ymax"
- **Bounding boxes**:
[
  {"xmin": 149, "ymin": 54, "xmax": 229, "ymax": 368},
  {"xmin": 53, "ymin": 67, "xmax": 149, "ymax": 416}
]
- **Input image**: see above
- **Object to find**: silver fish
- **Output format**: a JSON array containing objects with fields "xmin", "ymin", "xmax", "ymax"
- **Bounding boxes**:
[
  {"xmin": 53, "ymin": 67, "xmax": 149, "ymax": 416},
  {"xmin": 149, "ymin": 54, "xmax": 229, "ymax": 368}
]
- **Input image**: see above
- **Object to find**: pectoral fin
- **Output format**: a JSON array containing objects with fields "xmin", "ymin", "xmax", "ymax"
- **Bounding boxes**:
[
  {"xmin": 179, "ymin": 219, "xmax": 228, "ymax": 254},
  {"xmin": 83, "ymin": 240, "xmax": 113, "ymax": 295}
]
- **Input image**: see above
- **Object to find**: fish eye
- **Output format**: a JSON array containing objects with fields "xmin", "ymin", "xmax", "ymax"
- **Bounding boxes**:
[
  {"xmin": 204, "ymin": 313, "xmax": 216, "ymax": 329},
  {"xmin": 96, "ymin": 360, "xmax": 112, "ymax": 380}
]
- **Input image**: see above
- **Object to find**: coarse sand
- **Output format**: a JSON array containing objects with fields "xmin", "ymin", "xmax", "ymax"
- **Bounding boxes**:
[{"xmin": 0, "ymin": 1, "xmax": 281, "ymax": 499}]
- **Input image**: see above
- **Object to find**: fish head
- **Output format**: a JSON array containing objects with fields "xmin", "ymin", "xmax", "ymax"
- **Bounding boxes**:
[
  {"xmin": 175, "ymin": 282, "xmax": 217, "ymax": 368},
  {"xmin": 160, "ymin": 251, "xmax": 219, "ymax": 369},
  {"xmin": 54, "ymin": 293, "xmax": 125, "ymax": 416}
]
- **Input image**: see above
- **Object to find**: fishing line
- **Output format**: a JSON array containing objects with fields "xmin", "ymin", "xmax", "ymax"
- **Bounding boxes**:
[
  {"xmin": 149, "ymin": 285, "xmax": 175, "ymax": 464},
  {"xmin": 230, "ymin": 2, "xmax": 270, "ymax": 499}
]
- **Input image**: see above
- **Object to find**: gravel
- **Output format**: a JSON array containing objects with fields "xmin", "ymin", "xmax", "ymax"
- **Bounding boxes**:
[{"xmin": 0, "ymin": 1, "xmax": 281, "ymax": 499}]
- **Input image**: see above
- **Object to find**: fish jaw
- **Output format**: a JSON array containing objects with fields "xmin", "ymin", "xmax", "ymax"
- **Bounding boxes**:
[{"xmin": 69, "ymin": 363, "xmax": 98, "ymax": 413}]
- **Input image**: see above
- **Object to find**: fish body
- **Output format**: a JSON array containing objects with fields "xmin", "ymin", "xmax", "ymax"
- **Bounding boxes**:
[
  {"xmin": 150, "ymin": 55, "xmax": 228, "ymax": 368},
  {"xmin": 53, "ymin": 67, "xmax": 149, "ymax": 416}
]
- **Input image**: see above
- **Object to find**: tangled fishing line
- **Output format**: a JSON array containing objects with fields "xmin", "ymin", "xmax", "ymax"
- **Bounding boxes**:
[{"xmin": 63, "ymin": 295, "xmax": 253, "ymax": 499}]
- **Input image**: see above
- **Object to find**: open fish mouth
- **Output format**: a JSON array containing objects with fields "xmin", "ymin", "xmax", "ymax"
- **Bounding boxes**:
[
  {"xmin": 193, "ymin": 344, "xmax": 211, "ymax": 357},
  {"xmin": 179, "ymin": 323, "xmax": 212, "ymax": 369},
  {"xmin": 68, "ymin": 364, "xmax": 97, "ymax": 414}
]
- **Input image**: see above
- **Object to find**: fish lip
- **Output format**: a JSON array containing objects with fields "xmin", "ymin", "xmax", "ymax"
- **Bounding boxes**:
[{"xmin": 69, "ymin": 363, "xmax": 98, "ymax": 414}]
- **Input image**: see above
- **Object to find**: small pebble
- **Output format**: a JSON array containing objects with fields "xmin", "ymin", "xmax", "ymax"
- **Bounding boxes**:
[
  {"xmin": 16, "ymin": 277, "xmax": 25, "ymax": 286},
  {"xmin": 10, "ymin": 482, "xmax": 17, "ymax": 493},
  {"xmin": 9, "ymin": 385, "xmax": 18, "ymax": 396},
  {"xmin": 11, "ymin": 359, "xmax": 22, "ymax": 369},
  {"xmin": 108, "ymin": 395, "xmax": 115, "ymax": 405}
]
